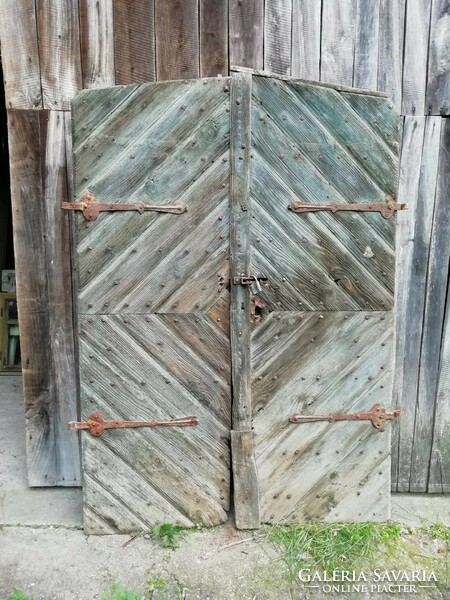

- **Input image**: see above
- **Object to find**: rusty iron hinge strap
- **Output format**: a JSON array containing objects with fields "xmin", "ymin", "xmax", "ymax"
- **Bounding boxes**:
[
  {"xmin": 62, "ymin": 191, "xmax": 187, "ymax": 221},
  {"xmin": 288, "ymin": 195, "xmax": 406, "ymax": 219},
  {"xmin": 289, "ymin": 403, "xmax": 401, "ymax": 431},
  {"xmin": 68, "ymin": 412, "xmax": 198, "ymax": 437}
]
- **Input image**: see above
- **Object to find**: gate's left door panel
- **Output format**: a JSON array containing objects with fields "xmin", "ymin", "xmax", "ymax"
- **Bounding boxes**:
[{"xmin": 72, "ymin": 78, "xmax": 231, "ymax": 533}]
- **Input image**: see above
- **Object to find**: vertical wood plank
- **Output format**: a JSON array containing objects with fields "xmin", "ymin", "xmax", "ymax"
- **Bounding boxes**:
[
  {"xmin": 391, "ymin": 116, "xmax": 426, "ymax": 490},
  {"xmin": 429, "ymin": 118, "xmax": 450, "ymax": 492},
  {"xmin": 264, "ymin": 0, "xmax": 292, "ymax": 76},
  {"xmin": 43, "ymin": 111, "xmax": 81, "ymax": 485},
  {"xmin": 200, "ymin": 0, "xmax": 228, "ymax": 77},
  {"xmin": 230, "ymin": 72, "xmax": 260, "ymax": 528},
  {"xmin": 402, "ymin": 0, "xmax": 433, "ymax": 115},
  {"xmin": 291, "ymin": 0, "xmax": 321, "ymax": 80},
  {"xmin": 79, "ymin": 0, "xmax": 115, "ymax": 89},
  {"xmin": 394, "ymin": 117, "xmax": 442, "ymax": 492},
  {"xmin": 8, "ymin": 110, "xmax": 55, "ymax": 485},
  {"xmin": 155, "ymin": 0, "xmax": 199, "ymax": 80},
  {"xmin": 353, "ymin": 0, "xmax": 380, "ymax": 89},
  {"xmin": 378, "ymin": 0, "xmax": 406, "ymax": 112},
  {"xmin": 229, "ymin": 0, "xmax": 264, "ymax": 69},
  {"xmin": 113, "ymin": 0, "xmax": 156, "ymax": 85},
  {"xmin": 410, "ymin": 116, "xmax": 450, "ymax": 491},
  {"xmin": 36, "ymin": 0, "xmax": 83, "ymax": 109},
  {"xmin": 426, "ymin": 0, "xmax": 450, "ymax": 115},
  {"xmin": 0, "ymin": 0, "xmax": 42, "ymax": 109},
  {"xmin": 321, "ymin": 0, "xmax": 357, "ymax": 86}
]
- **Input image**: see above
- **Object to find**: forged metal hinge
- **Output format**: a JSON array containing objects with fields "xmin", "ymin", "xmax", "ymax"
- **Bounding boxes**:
[
  {"xmin": 62, "ymin": 191, "xmax": 187, "ymax": 221},
  {"xmin": 68, "ymin": 412, "xmax": 198, "ymax": 437},
  {"xmin": 288, "ymin": 195, "xmax": 406, "ymax": 219},
  {"xmin": 289, "ymin": 403, "xmax": 401, "ymax": 432}
]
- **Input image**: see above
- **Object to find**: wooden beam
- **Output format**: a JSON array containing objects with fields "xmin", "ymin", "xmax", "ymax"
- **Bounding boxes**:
[
  {"xmin": 394, "ymin": 116, "xmax": 442, "ymax": 492},
  {"xmin": 402, "ymin": 0, "xmax": 433, "ymax": 115},
  {"xmin": 264, "ymin": 0, "xmax": 292, "ymax": 76},
  {"xmin": 0, "ymin": 0, "xmax": 42, "ymax": 109},
  {"xmin": 36, "ymin": 0, "xmax": 83, "ymax": 109},
  {"xmin": 354, "ymin": 0, "xmax": 380, "ymax": 90},
  {"xmin": 113, "ymin": 0, "xmax": 156, "ymax": 85},
  {"xmin": 79, "ymin": 0, "xmax": 115, "ymax": 89},
  {"xmin": 155, "ymin": 0, "xmax": 199, "ymax": 80},
  {"xmin": 426, "ymin": 0, "xmax": 450, "ymax": 115},
  {"xmin": 200, "ymin": 0, "xmax": 228, "ymax": 77},
  {"xmin": 321, "ymin": 0, "xmax": 357, "ymax": 87},
  {"xmin": 291, "ymin": 0, "xmax": 321, "ymax": 81},
  {"xmin": 8, "ymin": 109, "xmax": 81, "ymax": 486},
  {"xmin": 230, "ymin": 72, "xmax": 260, "ymax": 529},
  {"xmin": 428, "ymin": 117, "xmax": 450, "ymax": 492},
  {"xmin": 229, "ymin": 0, "xmax": 264, "ymax": 69},
  {"xmin": 378, "ymin": 0, "xmax": 405, "ymax": 112}
]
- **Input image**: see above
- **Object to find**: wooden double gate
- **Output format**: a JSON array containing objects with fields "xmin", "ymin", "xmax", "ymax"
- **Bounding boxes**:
[{"xmin": 70, "ymin": 71, "xmax": 400, "ymax": 533}]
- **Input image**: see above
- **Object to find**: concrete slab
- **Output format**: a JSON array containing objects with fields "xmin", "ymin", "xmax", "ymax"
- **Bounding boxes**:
[{"xmin": 392, "ymin": 494, "xmax": 450, "ymax": 527}]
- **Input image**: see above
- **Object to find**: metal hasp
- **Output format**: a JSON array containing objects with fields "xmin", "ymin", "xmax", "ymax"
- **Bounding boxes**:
[
  {"xmin": 62, "ymin": 191, "xmax": 187, "ymax": 221},
  {"xmin": 68, "ymin": 412, "xmax": 198, "ymax": 437},
  {"xmin": 288, "ymin": 195, "xmax": 406, "ymax": 219},
  {"xmin": 290, "ymin": 403, "xmax": 401, "ymax": 432}
]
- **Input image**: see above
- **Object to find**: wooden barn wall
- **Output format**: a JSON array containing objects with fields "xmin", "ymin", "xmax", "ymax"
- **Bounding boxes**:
[{"xmin": 0, "ymin": 0, "xmax": 449, "ymax": 491}]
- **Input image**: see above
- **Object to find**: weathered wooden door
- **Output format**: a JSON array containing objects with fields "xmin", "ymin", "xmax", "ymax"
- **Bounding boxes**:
[
  {"xmin": 71, "ymin": 78, "xmax": 232, "ymax": 533},
  {"xmin": 70, "ymin": 71, "xmax": 399, "ymax": 533}
]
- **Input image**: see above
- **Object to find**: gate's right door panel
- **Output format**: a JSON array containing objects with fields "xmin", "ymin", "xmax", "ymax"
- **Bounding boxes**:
[{"xmin": 248, "ymin": 74, "xmax": 399, "ymax": 523}]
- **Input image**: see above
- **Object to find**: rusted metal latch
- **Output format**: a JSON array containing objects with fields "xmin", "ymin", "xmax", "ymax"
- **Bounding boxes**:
[
  {"xmin": 289, "ymin": 403, "xmax": 401, "ymax": 432},
  {"xmin": 68, "ymin": 412, "xmax": 198, "ymax": 437},
  {"xmin": 288, "ymin": 195, "xmax": 406, "ymax": 219},
  {"xmin": 62, "ymin": 191, "xmax": 187, "ymax": 221},
  {"xmin": 234, "ymin": 275, "xmax": 268, "ymax": 294}
]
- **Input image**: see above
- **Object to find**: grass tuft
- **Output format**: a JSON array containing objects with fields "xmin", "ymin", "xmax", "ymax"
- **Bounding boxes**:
[
  {"xmin": 7, "ymin": 590, "xmax": 31, "ymax": 600},
  {"xmin": 152, "ymin": 523, "xmax": 185, "ymax": 549},
  {"xmin": 101, "ymin": 583, "xmax": 142, "ymax": 600},
  {"xmin": 267, "ymin": 522, "xmax": 402, "ymax": 589}
]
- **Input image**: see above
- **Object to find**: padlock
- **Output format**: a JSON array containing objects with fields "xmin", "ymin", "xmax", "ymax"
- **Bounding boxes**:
[{"xmin": 250, "ymin": 277, "xmax": 262, "ymax": 295}]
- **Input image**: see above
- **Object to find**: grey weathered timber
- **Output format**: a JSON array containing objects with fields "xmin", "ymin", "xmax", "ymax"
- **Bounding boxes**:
[
  {"xmin": 291, "ymin": 0, "xmax": 321, "ymax": 80},
  {"xmin": 72, "ymin": 78, "xmax": 231, "ymax": 532},
  {"xmin": 402, "ymin": 0, "xmax": 433, "ymax": 115},
  {"xmin": 428, "ymin": 118, "xmax": 450, "ymax": 493},
  {"xmin": 394, "ymin": 117, "xmax": 442, "ymax": 492},
  {"xmin": 248, "ymin": 73, "xmax": 399, "ymax": 522},
  {"xmin": 410, "ymin": 117, "xmax": 450, "ymax": 491},
  {"xmin": 155, "ymin": 0, "xmax": 199, "ymax": 80},
  {"xmin": 0, "ymin": 0, "xmax": 42, "ymax": 109},
  {"xmin": 252, "ymin": 312, "xmax": 393, "ymax": 523},
  {"xmin": 113, "ymin": 0, "xmax": 156, "ymax": 85},
  {"xmin": 320, "ymin": 0, "xmax": 357, "ymax": 87},
  {"xmin": 264, "ymin": 0, "xmax": 292, "ymax": 76},
  {"xmin": 200, "ymin": 0, "xmax": 228, "ymax": 77},
  {"xmin": 229, "ymin": 0, "xmax": 264, "ymax": 69},
  {"xmin": 391, "ymin": 116, "xmax": 426, "ymax": 491},
  {"xmin": 79, "ymin": 0, "xmax": 115, "ymax": 89},
  {"xmin": 426, "ymin": 0, "xmax": 450, "ymax": 115},
  {"xmin": 378, "ymin": 0, "xmax": 405, "ymax": 112},
  {"xmin": 36, "ymin": 0, "xmax": 83, "ymax": 110},
  {"xmin": 353, "ymin": 0, "xmax": 379, "ymax": 90},
  {"xmin": 43, "ymin": 111, "xmax": 81, "ymax": 486},
  {"xmin": 8, "ymin": 110, "xmax": 80, "ymax": 486},
  {"xmin": 229, "ymin": 72, "xmax": 260, "ymax": 529}
]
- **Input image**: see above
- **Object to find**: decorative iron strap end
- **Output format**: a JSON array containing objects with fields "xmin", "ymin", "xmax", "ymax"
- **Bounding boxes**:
[
  {"xmin": 68, "ymin": 412, "xmax": 198, "ymax": 437},
  {"xmin": 62, "ymin": 191, "xmax": 187, "ymax": 221},
  {"xmin": 288, "ymin": 195, "xmax": 406, "ymax": 219},
  {"xmin": 289, "ymin": 403, "xmax": 401, "ymax": 432}
]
